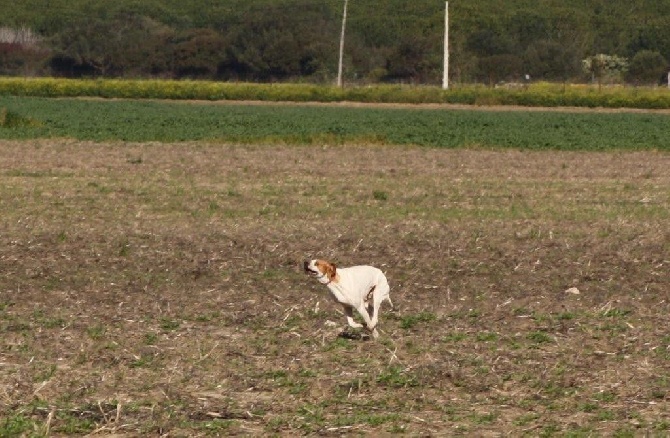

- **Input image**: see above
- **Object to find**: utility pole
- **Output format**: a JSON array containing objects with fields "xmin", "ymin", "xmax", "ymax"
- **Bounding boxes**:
[
  {"xmin": 443, "ymin": 1, "xmax": 449, "ymax": 89},
  {"xmin": 337, "ymin": 0, "xmax": 348, "ymax": 88}
]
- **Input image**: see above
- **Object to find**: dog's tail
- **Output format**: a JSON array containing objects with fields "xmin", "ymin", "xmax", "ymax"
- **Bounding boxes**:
[{"xmin": 376, "ymin": 272, "xmax": 393, "ymax": 309}]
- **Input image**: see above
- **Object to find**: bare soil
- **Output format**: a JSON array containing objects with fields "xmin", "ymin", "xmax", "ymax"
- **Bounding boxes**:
[{"xmin": 0, "ymin": 140, "xmax": 668, "ymax": 436}]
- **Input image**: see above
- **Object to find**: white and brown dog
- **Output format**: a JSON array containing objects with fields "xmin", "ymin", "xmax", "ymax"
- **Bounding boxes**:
[{"xmin": 304, "ymin": 259, "xmax": 393, "ymax": 339}]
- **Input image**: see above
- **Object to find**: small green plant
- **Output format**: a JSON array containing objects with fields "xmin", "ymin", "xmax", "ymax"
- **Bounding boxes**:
[
  {"xmin": 373, "ymin": 190, "xmax": 388, "ymax": 201},
  {"xmin": 602, "ymin": 308, "xmax": 631, "ymax": 318},
  {"xmin": 54, "ymin": 411, "xmax": 96, "ymax": 434},
  {"xmin": 376, "ymin": 366, "xmax": 419, "ymax": 388},
  {"xmin": 612, "ymin": 427, "xmax": 636, "ymax": 438},
  {"xmin": 0, "ymin": 302, "xmax": 8, "ymax": 312},
  {"xmin": 207, "ymin": 201, "xmax": 220, "ymax": 214},
  {"xmin": 594, "ymin": 391, "xmax": 617, "ymax": 402},
  {"xmin": 557, "ymin": 312, "xmax": 576, "ymax": 320},
  {"xmin": 442, "ymin": 332, "xmax": 467, "ymax": 342},
  {"xmin": 476, "ymin": 332, "xmax": 498, "ymax": 342},
  {"xmin": 514, "ymin": 413, "xmax": 539, "ymax": 426},
  {"xmin": 144, "ymin": 332, "xmax": 158, "ymax": 345},
  {"xmin": 296, "ymin": 404, "xmax": 325, "ymax": 431},
  {"xmin": 130, "ymin": 354, "xmax": 155, "ymax": 369},
  {"xmin": 654, "ymin": 420, "xmax": 670, "ymax": 431},
  {"xmin": 57, "ymin": 230, "xmax": 68, "ymax": 242},
  {"xmin": 579, "ymin": 402, "xmax": 598, "ymax": 413},
  {"xmin": 33, "ymin": 309, "xmax": 66, "ymax": 329},
  {"xmin": 597, "ymin": 409, "xmax": 616, "ymax": 421},
  {"xmin": 265, "ymin": 370, "xmax": 307, "ymax": 394},
  {"xmin": 469, "ymin": 412, "xmax": 497, "ymax": 425},
  {"xmin": 322, "ymin": 337, "xmax": 353, "ymax": 352},
  {"xmin": 86, "ymin": 324, "xmax": 106, "ymax": 340},
  {"xmin": 194, "ymin": 311, "xmax": 221, "ymax": 323},
  {"xmin": 117, "ymin": 239, "xmax": 130, "ymax": 257},
  {"xmin": 159, "ymin": 318, "xmax": 180, "ymax": 331},
  {"xmin": 0, "ymin": 414, "xmax": 36, "ymax": 437},
  {"xmin": 513, "ymin": 307, "xmax": 533, "ymax": 316},
  {"xmin": 400, "ymin": 312, "xmax": 436, "ymax": 329},
  {"xmin": 527, "ymin": 331, "xmax": 552, "ymax": 344},
  {"xmin": 539, "ymin": 422, "xmax": 560, "ymax": 437}
]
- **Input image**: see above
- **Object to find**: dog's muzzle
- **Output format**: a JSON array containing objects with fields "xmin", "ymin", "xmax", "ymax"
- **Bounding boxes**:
[{"xmin": 303, "ymin": 261, "xmax": 313, "ymax": 274}]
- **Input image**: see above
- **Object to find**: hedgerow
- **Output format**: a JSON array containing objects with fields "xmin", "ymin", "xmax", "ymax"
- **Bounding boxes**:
[{"xmin": 1, "ymin": 78, "xmax": 670, "ymax": 109}]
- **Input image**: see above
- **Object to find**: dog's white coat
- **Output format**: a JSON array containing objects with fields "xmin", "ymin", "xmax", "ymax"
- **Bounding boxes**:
[{"xmin": 305, "ymin": 259, "xmax": 392, "ymax": 339}]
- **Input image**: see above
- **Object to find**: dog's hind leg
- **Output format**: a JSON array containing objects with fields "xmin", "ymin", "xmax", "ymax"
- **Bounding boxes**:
[{"xmin": 369, "ymin": 280, "xmax": 391, "ymax": 329}]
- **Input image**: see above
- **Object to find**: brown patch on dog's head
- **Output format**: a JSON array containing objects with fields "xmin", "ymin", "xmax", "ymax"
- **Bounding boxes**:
[{"xmin": 317, "ymin": 259, "xmax": 337, "ymax": 281}]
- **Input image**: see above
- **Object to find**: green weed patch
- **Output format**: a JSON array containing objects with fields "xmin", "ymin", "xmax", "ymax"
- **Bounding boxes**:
[{"xmin": 0, "ymin": 107, "xmax": 39, "ymax": 128}]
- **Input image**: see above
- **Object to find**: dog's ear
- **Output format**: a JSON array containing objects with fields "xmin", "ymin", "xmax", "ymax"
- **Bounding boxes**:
[{"xmin": 328, "ymin": 263, "xmax": 337, "ymax": 280}]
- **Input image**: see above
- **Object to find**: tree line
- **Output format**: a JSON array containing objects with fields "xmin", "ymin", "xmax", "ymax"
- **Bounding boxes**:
[{"xmin": 1, "ymin": 0, "xmax": 669, "ymax": 85}]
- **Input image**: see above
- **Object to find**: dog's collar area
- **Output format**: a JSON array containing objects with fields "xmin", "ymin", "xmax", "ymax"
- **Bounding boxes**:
[{"xmin": 315, "ymin": 272, "xmax": 331, "ymax": 284}]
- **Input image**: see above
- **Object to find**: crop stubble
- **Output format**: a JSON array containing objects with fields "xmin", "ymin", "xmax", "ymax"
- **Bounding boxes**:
[{"xmin": 0, "ymin": 140, "xmax": 668, "ymax": 435}]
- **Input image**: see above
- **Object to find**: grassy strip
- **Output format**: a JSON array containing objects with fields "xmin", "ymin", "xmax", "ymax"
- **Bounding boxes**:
[
  {"xmin": 1, "ymin": 77, "xmax": 670, "ymax": 109},
  {"xmin": 1, "ymin": 96, "xmax": 670, "ymax": 150}
]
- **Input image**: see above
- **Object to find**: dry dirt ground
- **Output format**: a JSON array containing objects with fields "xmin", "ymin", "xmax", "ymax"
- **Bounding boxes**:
[{"xmin": 0, "ymin": 140, "xmax": 669, "ymax": 436}]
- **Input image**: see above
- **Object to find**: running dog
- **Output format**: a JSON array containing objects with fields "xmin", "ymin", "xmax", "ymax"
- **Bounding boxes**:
[{"xmin": 304, "ymin": 259, "xmax": 393, "ymax": 339}]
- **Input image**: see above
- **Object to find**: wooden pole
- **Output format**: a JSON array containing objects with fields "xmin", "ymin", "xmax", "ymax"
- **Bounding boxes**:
[
  {"xmin": 337, "ymin": 0, "xmax": 349, "ymax": 88},
  {"xmin": 443, "ymin": 1, "xmax": 449, "ymax": 89}
]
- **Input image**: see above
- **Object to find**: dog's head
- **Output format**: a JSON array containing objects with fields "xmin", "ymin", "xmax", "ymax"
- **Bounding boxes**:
[{"xmin": 304, "ymin": 259, "xmax": 337, "ymax": 284}]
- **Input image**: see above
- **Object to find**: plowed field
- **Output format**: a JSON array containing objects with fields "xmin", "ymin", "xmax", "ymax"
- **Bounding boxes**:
[{"xmin": 1, "ymin": 140, "xmax": 669, "ymax": 436}]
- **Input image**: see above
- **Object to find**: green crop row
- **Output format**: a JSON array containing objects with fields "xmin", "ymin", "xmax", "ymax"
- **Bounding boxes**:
[
  {"xmin": 1, "ymin": 77, "xmax": 670, "ymax": 109},
  {"xmin": 2, "ymin": 95, "xmax": 669, "ymax": 150}
]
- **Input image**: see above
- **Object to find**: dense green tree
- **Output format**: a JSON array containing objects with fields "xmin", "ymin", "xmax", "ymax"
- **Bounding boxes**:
[
  {"xmin": 626, "ymin": 50, "xmax": 668, "ymax": 85},
  {"xmin": 508, "ymin": 10, "xmax": 551, "ymax": 51},
  {"xmin": 219, "ymin": 2, "xmax": 338, "ymax": 81},
  {"xmin": 477, "ymin": 54, "xmax": 523, "ymax": 84},
  {"xmin": 466, "ymin": 25, "xmax": 516, "ymax": 58},
  {"xmin": 523, "ymin": 40, "xmax": 580, "ymax": 81},
  {"xmin": 169, "ymin": 29, "xmax": 228, "ymax": 79},
  {"xmin": 51, "ymin": 11, "xmax": 172, "ymax": 77},
  {"xmin": 2, "ymin": 0, "xmax": 670, "ymax": 84},
  {"xmin": 384, "ymin": 34, "xmax": 441, "ymax": 83}
]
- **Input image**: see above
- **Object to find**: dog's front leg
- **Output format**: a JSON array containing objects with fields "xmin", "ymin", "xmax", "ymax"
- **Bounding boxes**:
[
  {"xmin": 355, "ymin": 304, "xmax": 377, "ymax": 333},
  {"xmin": 344, "ymin": 306, "xmax": 364, "ymax": 329}
]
